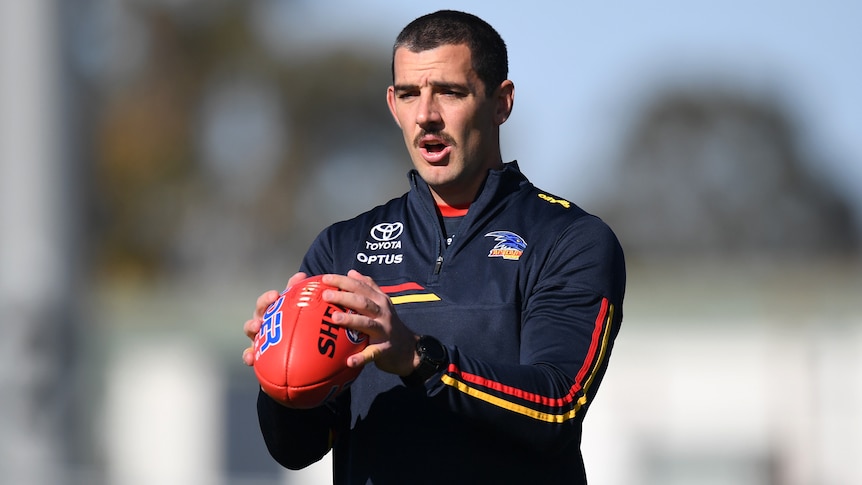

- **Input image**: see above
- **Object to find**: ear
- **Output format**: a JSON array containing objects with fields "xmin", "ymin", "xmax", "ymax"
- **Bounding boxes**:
[
  {"xmin": 494, "ymin": 80, "xmax": 515, "ymax": 125},
  {"xmin": 386, "ymin": 86, "xmax": 402, "ymax": 128}
]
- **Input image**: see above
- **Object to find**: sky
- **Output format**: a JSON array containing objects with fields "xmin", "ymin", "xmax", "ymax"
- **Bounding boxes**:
[{"xmin": 260, "ymin": 0, "xmax": 862, "ymax": 215}]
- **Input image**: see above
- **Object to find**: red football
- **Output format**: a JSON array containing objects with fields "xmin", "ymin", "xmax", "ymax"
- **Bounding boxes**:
[{"xmin": 253, "ymin": 275, "xmax": 368, "ymax": 409}]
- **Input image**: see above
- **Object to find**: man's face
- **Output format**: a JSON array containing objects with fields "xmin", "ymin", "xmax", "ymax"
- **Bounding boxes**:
[{"xmin": 387, "ymin": 44, "xmax": 513, "ymax": 206}]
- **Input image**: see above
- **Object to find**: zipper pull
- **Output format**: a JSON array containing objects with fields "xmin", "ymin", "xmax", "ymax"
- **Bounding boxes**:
[{"xmin": 433, "ymin": 256, "xmax": 444, "ymax": 274}]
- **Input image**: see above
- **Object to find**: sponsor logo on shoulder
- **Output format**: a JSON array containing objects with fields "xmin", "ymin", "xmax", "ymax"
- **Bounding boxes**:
[
  {"xmin": 538, "ymin": 193, "xmax": 571, "ymax": 209},
  {"xmin": 357, "ymin": 221, "xmax": 404, "ymax": 265},
  {"xmin": 484, "ymin": 231, "xmax": 527, "ymax": 261}
]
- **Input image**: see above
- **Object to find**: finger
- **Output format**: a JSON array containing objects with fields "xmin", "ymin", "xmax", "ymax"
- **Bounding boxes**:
[
  {"xmin": 343, "ymin": 272, "xmax": 388, "ymax": 311},
  {"xmin": 322, "ymin": 272, "xmax": 379, "ymax": 295},
  {"xmin": 346, "ymin": 269, "xmax": 382, "ymax": 292},
  {"xmin": 324, "ymin": 289, "xmax": 382, "ymax": 319},
  {"xmin": 254, "ymin": 290, "xmax": 281, "ymax": 319},
  {"xmin": 242, "ymin": 347, "xmax": 254, "ymax": 366},
  {"xmin": 349, "ymin": 345, "xmax": 382, "ymax": 368},
  {"xmin": 321, "ymin": 273, "xmax": 385, "ymax": 316},
  {"xmin": 285, "ymin": 272, "xmax": 308, "ymax": 290},
  {"xmin": 243, "ymin": 318, "xmax": 262, "ymax": 340}
]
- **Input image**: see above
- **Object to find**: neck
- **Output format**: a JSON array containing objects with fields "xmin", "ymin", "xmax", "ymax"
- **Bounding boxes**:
[{"xmin": 428, "ymin": 159, "xmax": 503, "ymax": 208}]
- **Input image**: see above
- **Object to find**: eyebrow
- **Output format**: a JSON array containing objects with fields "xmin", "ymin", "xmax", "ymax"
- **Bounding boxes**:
[{"xmin": 393, "ymin": 81, "xmax": 470, "ymax": 93}]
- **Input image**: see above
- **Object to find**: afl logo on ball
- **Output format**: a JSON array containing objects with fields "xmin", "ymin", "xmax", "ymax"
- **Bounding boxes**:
[
  {"xmin": 370, "ymin": 222, "xmax": 403, "ymax": 242},
  {"xmin": 346, "ymin": 328, "xmax": 367, "ymax": 345}
]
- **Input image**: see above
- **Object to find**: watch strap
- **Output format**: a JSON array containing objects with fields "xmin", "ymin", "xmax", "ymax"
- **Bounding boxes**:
[{"xmin": 402, "ymin": 335, "xmax": 447, "ymax": 387}]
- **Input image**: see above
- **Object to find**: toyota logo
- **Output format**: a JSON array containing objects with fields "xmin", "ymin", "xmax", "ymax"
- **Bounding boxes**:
[{"xmin": 370, "ymin": 222, "xmax": 404, "ymax": 242}]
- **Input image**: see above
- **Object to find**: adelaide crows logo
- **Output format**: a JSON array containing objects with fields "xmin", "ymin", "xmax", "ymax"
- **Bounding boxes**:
[{"xmin": 484, "ymin": 231, "xmax": 527, "ymax": 261}]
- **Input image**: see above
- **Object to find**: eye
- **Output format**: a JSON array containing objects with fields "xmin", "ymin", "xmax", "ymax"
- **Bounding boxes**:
[{"xmin": 440, "ymin": 88, "xmax": 467, "ymax": 98}]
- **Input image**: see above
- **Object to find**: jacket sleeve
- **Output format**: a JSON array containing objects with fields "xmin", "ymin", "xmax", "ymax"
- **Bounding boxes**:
[
  {"xmin": 424, "ymin": 216, "xmax": 625, "ymax": 452},
  {"xmin": 257, "ymin": 391, "xmax": 339, "ymax": 469},
  {"xmin": 255, "ymin": 228, "xmax": 343, "ymax": 469}
]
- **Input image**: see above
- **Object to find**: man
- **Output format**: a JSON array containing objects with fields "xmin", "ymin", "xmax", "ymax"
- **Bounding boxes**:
[{"xmin": 242, "ymin": 10, "xmax": 625, "ymax": 484}]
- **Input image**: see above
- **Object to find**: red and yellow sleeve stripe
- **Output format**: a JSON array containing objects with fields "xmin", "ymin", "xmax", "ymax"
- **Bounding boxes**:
[{"xmin": 440, "ymin": 298, "xmax": 615, "ymax": 423}]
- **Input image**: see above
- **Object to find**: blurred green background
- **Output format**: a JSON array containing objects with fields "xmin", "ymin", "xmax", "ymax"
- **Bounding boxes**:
[{"xmin": 1, "ymin": 1, "xmax": 860, "ymax": 484}]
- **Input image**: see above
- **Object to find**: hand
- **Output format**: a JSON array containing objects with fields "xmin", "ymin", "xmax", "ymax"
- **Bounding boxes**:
[
  {"xmin": 321, "ymin": 270, "xmax": 419, "ymax": 376},
  {"xmin": 241, "ymin": 272, "xmax": 308, "ymax": 366}
]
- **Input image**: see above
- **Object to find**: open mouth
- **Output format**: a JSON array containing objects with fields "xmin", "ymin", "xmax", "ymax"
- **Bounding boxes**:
[
  {"xmin": 418, "ymin": 133, "xmax": 455, "ymax": 159},
  {"xmin": 419, "ymin": 141, "xmax": 451, "ymax": 163},
  {"xmin": 416, "ymin": 132, "xmax": 455, "ymax": 163},
  {"xmin": 424, "ymin": 142, "xmax": 447, "ymax": 153}
]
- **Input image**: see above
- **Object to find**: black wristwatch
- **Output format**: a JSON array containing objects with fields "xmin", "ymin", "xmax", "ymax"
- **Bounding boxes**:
[{"xmin": 405, "ymin": 335, "xmax": 448, "ymax": 386}]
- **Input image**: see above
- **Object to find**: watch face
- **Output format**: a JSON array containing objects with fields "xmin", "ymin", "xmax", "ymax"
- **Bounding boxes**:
[{"xmin": 419, "ymin": 336, "xmax": 446, "ymax": 365}]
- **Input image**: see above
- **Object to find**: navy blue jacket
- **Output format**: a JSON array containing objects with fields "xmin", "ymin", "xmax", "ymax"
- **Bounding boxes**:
[{"xmin": 258, "ymin": 162, "xmax": 625, "ymax": 484}]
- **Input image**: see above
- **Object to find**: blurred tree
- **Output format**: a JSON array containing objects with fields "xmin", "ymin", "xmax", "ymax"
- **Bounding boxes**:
[
  {"xmin": 76, "ymin": 2, "xmax": 405, "ymax": 481},
  {"xmin": 598, "ymin": 87, "xmax": 859, "ymax": 262},
  {"xmin": 87, "ymin": 1, "xmax": 401, "ymax": 283}
]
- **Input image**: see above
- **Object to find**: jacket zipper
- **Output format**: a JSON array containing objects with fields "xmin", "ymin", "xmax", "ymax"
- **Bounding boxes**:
[{"xmin": 433, "ymin": 255, "xmax": 444, "ymax": 275}]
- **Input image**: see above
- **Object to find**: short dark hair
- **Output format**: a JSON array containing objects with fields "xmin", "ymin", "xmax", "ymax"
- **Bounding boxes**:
[{"xmin": 392, "ymin": 10, "xmax": 508, "ymax": 98}]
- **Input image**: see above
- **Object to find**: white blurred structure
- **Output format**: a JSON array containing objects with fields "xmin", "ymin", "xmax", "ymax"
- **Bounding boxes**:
[
  {"xmin": 1, "ymin": 1, "xmax": 71, "ymax": 484},
  {"xmin": 102, "ymin": 340, "xmax": 224, "ymax": 485},
  {"xmin": 92, "ymin": 262, "xmax": 862, "ymax": 485},
  {"xmin": 583, "ymin": 262, "xmax": 862, "ymax": 485}
]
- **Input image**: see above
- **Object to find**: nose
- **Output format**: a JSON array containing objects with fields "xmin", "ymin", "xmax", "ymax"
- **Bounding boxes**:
[{"xmin": 416, "ymin": 93, "xmax": 442, "ymax": 129}]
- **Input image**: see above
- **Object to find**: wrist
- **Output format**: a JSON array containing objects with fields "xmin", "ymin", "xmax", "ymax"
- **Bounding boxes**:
[
  {"xmin": 403, "ymin": 335, "xmax": 448, "ymax": 387},
  {"xmin": 410, "ymin": 336, "xmax": 423, "ymax": 372}
]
